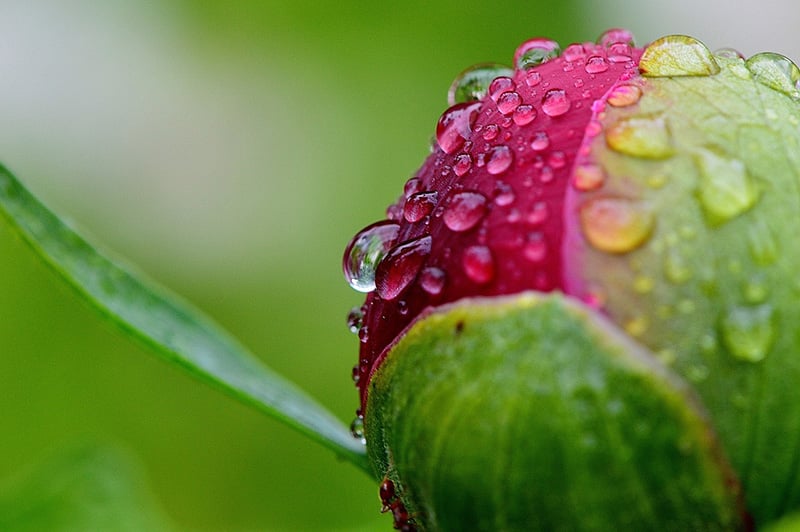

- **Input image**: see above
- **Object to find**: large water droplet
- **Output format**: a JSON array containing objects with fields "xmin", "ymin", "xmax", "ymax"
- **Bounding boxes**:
[
  {"xmin": 448, "ymin": 63, "xmax": 514, "ymax": 105},
  {"xmin": 462, "ymin": 245, "xmax": 495, "ymax": 283},
  {"xmin": 514, "ymin": 38, "xmax": 561, "ymax": 70},
  {"xmin": 403, "ymin": 191, "xmax": 438, "ymax": 222},
  {"xmin": 489, "ymin": 76, "xmax": 516, "ymax": 101},
  {"xmin": 580, "ymin": 197, "xmax": 655, "ymax": 253},
  {"xmin": 563, "ymin": 43, "xmax": 587, "ymax": 62},
  {"xmin": 375, "ymin": 235, "xmax": 432, "ymax": 300},
  {"xmin": 513, "ymin": 104, "xmax": 537, "ymax": 126},
  {"xmin": 436, "ymin": 102, "xmax": 481, "ymax": 154},
  {"xmin": 443, "ymin": 191, "xmax": 488, "ymax": 232},
  {"xmin": 745, "ymin": 52, "xmax": 800, "ymax": 98},
  {"xmin": 640, "ymin": 35, "xmax": 720, "ymax": 77},
  {"xmin": 694, "ymin": 147, "xmax": 758, "ymax": 225},
  {"xmin": 420, "ymin": 266, "xmax": 446, "ymax": 295},
  {"xmin": 453, "ymin": 153, "xmax": 472, "ymax": 177},
  {"xmin": 542, "ymin": 89, "xmax": 570, "ymax": 117},
  {"xmin": 343, "ymin": 221, "xmax": 400, "ymax": 292},
  {"xmin": 350, "ymin": 415, "xmax": 367, "ymax": 444},
  {"xmin": 606, "ymin": 115, "xmax": 673, "ymax": 159},
  {"xmin": 597, "ymin": 28, "xmax": 636, "ymax": 48},
  {"xmin": 607, "ymin": 84, "xmax": 642, "ymax": 107},
  {"xmin": 720, "ymin": 304, "xmax": 776, "ymax": 363},
  {"xmin": 496, "ymin": 91, "xmax": 522, "ymax": 115},
  {"xmin": 487, "ymin": 145, "xmax": 514, "ymax": 174}
]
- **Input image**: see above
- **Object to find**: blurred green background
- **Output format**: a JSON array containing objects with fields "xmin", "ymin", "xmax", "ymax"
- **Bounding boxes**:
[{"xmin": 0, "ymin": 1, "xmax": 795, "ymax": 530}]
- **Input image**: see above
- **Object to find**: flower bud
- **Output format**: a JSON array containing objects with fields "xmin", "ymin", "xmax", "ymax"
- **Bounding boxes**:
[{"xmin": 344, "ymin": 30, "xmax": 800, "ymax": 530}]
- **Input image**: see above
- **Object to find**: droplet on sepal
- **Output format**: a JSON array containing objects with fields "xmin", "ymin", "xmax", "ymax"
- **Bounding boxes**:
[
  {"xmin": 694, "ymin": 147, "xmax": 758, "ymax": 225},
  {"xmin": 606, "ymin": 115, "xmax": 673, "ymax": 159},
  {"xmin": 580, "ymin": 197, "xmax": 655, "ymax": 253},
  {"xmin": 720, "ymin": 304, "xmax": 776, "ymax": 363},
  {"xmin": 745, "ymin": 52, "xmax": 800, "ymax": 98},
  {"xmin": 640, "ymin": 35, "xmax": 720, "ymax": 77}
]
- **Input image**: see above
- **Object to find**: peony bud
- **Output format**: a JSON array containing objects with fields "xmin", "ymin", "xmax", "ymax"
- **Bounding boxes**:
[{"xmin": 344, "ymin": 30, "xmax": 800, "ymax": 530}]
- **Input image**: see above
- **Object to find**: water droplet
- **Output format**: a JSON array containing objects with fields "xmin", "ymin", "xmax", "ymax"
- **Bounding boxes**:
[
  {"xmin": 482, "ymin": 123, "xmax": 499, "ymax": 141},
  {"xmin": 493, "ymin": 182, "xmax": 515, "ymax": 206},
  {"xmin": 443, "ymin": 191, "xmax": 488, "ymax": 232},
  {"xmin": 597, "ymin": 28, "xmax": 635, "ymax": 47},
  {"xmin": 743, "ymin": 276, "xmax": 769, "ymax": 304},
  {"xmin": 496, "ymin": 91, "xmax": 522, "ymax": 115},
  {"xmin": 346, "ymin": 307, "xmax": 363, "ymax": 333},
  {"xmin": 548, "ymin": 151, "xmax": 567, "ymax": 169},
  {"xmin": 606, "ymin": 84, "xmax": 642, "ymax": 107},
  {"xmin": 530, "ymin": 131, "xmax": 550, "ymax": 151},
  {"xmin": 715, "ymin": 48, "xmax": 744, "ymax": 60},
  {"xmin": 572, "ymin": 163, "xmax": 606, "ymax": 191},
  {"xmin": 606, "ymin": 115, "xmax": 673, "ymax": 159},
  {"xmin": 358, "ymin": 326, "xmax": 369, "ymax": 344},
  {"xmin": 747, "ymin": 218, "xmax": 778, "ymax": 265},
  {"xmin": 453, "ymin": 153, "xmax": 472, "ymax": 177},
  {"xmin": 585, "ymin": 56, "xmax": 609, "ymax": 74},
  {"xmin": 420, "ymin": 266, "xmax": 446, "ymax": 295},
  {"xmin": 624, "ymin": 315, "xmax": 648, "ymax": 337},
  {"xmin": 343, "ymin": 221, "xmax": 401, "ymax": 292},
  {"xmin": 523, "ymin": 232, "xmax": 547, "ymax": 262},
  {"xmin": 694, "ymin": 147, "xmax": 758, "ymax": 225},
  {"xmin": 542, "ymin": 89, "xmax": 570, "ymax": 117},
  {"xmin": 526, "ymin": 201, "xmax": 548, "ymax": 226},
  {"xmin": 563, "ymin": 43, "xmax": 587, "ymax": 62},
  {"xmin": 404, "ymin": 177, "xmax": 422, "ymax": 198},
  {"xmin": 350, "ymin": 415, "xmax": 366, "ymax": 444},
  {"xmin": 489, "ymin": 76, "xmax": 516, "ymax": 101},
  {"xmin": 640, "ymin": 35, "xmax": 720, "ymax": 77},
  {"xmin": 403, "ymin": 191, "xmax": 438, "ymax": 222},
  {"xmin": 517, "ymin": 74, "xmax": 537, "ymax": 92},
  {"xmin": 607, "ymin": 43, "xmax": 633, "ymax": 63},
  {"xmin": 745, "ymin": 52, "xmax": 800, "ymax": 98},
  {"xmin": 374, "ymin": 235, "xmax": 431, "ymax": 300},
  {"xmin": 580, "ymin": 197, "xmax": 655, "ymax": 253},
  {"xmin": 436, "ymin": 102, "xmax": 481, "ymax": 154},
  {"xmin": 514, "ymin": 38, "xmax": 561, "ymax": 70},
  {"xmin": 721, "ymin": 304, "xmax": 776, "ymax": 363},
  {"xmin": 664, "ymin": 248, "xmax": 692, "ymax": 284},
  {"xmin": 686, "ymin": 364, "xmax": 709, "ymax": 383},
  {"xmin": 633, "ymin": 275, "xmax": 654, "ymax": 294},
  {"xmin": 448, "ymin": 63, "xmax": 514, "ymax": 105},
  {"xmin": 512, "ymin": 104, "xmax": 537, "ymax": 125},
  {"xmin": 487, "ymin": 145, "xmax": 514, "ymax": 175},
  {"xmin": 539, "ymin": 166, "xmax": 554, "ymax": 183},
  {"xmin": 462, "ymin": 245, "xmax": 495, "ymax": 283}
]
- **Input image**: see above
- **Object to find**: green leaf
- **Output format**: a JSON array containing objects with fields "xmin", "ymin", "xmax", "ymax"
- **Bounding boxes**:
[
  {"xmin": 0, "ymin": 165, "xmax": 369, "ymax": 473},
  {"xmin": 0, "ymin": 443, "xmax": 173, "ymax": 531}
]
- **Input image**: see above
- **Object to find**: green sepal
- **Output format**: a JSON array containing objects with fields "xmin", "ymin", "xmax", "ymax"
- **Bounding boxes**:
[{"xmin": 366, "ymin": 292, "xmax": 744, "ymax": 531}]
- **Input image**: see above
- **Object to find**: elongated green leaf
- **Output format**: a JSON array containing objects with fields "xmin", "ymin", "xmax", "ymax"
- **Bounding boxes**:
[{"xmin": 0, "ymin": 165, "xmax": 369, "ymax": 472}]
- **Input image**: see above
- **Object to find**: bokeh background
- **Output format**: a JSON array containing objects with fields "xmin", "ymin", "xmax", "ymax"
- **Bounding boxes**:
[{"xmin": 0, "ymin": 1, "xmax": 796, "ymax": 530}]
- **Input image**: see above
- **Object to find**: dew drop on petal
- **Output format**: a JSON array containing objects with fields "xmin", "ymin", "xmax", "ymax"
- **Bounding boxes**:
[
  {"xmin": 526, "ymin": 201, "xmax": 548, "ymax": 226},
  {"xmin": 489, "ymin": 76, "xmax": 516, "ymax": 101},
  {"xmin": 346, "ymin": 306, "xmax": 363, "ymax": 334},
  {"xmin": 497, "ymin": 91, "xmax": 522, "ymax": 115},
  {"xmin": 487, "ymin": 145, "xmax": 514, "ymax": 174},
  {"xmin": 597, "ymin": 28, "xmax": 636, "ymax": 47},
  {"xmin": 745, "ymin": 52, "xmax": 800, "ymax": 98},
  {"xmin": 585, "ymin": 56, "xmax": 610, "ymax": 74},
  {"xmin": 694, "ymin": 147, "xmax": 758, "ymax": 225},
  {"xmin": 462, "ymin": 245, "xmax": 495, "ymax": 283},
  {"xmin": 443, "ymin": 191, "xmax": 488, "ymax": 232},
  {"xmin": 523, "ymin": 232, "xmax": 548, "ymax": 262},
  {"xmin": 482, "ymin": 123, "xmax": 499, "ymax": 141},
  {"xmin": 573, "ymin": 163, "xmax": 606, "ymax": 191},
  {"xmin": 343, "ymin": 221, "xmax": 401, "ymax": 292},
  {"xmin": 375, "ymin": 235, "xmax": 432, "ymax": 300},
  {"xmin": 448, "ymin": 63, "xmax": 514, "ymax": 105},
  {"xmin": 720, "ymin": 304, "xmax": 776, "ymax": 363},
  {"xmin": 524, "ymin": 70, "xmax": 542, "ymax": 87},
  {"xmin": 607, "ymin": 84, "xmax": 642, "ymax": 107},
  {"xmin": 530, "ymin": 131, "xmax": 550, "ymax": 151},
  {"xmin": 514, "ymin": 38, "xmax": 561, "ymax": 70},
  {"xmin": 639, "ymin": 35, "xmax": 720, "ymax": 77},
  {"xmin": 542, "ymin": 89, "xmax": 570, "ymax": 117},
  {"xmin": 548, "ymin": 150, "xmax": 567, "ymax": 169},
  {"xmin": 420, "ymin": 266, "xmax": 446, "ymax": 295},
  {"xmin": 606, "ymin": 115, "xmax": 673, "ymax": 159},
  {"xmin": 493, "ymin": 181, "xmax": 516, "ymax": 206},
  {"xmin": 580, "ymin": 197, "xmax": 655, "ymax": 253},
  {"xmin": 436, "ymin": 102, "xmax": 481, "ymax": 154},
  {"xmin": 513, "ymin": 104, "xmax": 537, "ymax": 126},
  {"xmin": 453, "ymin": 153, "xmax": 473, "ymax": 176},
  {"xmin": 563, "ymin": 43, "xmax": 587, "ymax": 62},
  {"xmin": 403, "ymin": 191, "xmax": 438, "ymax": 222}
]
